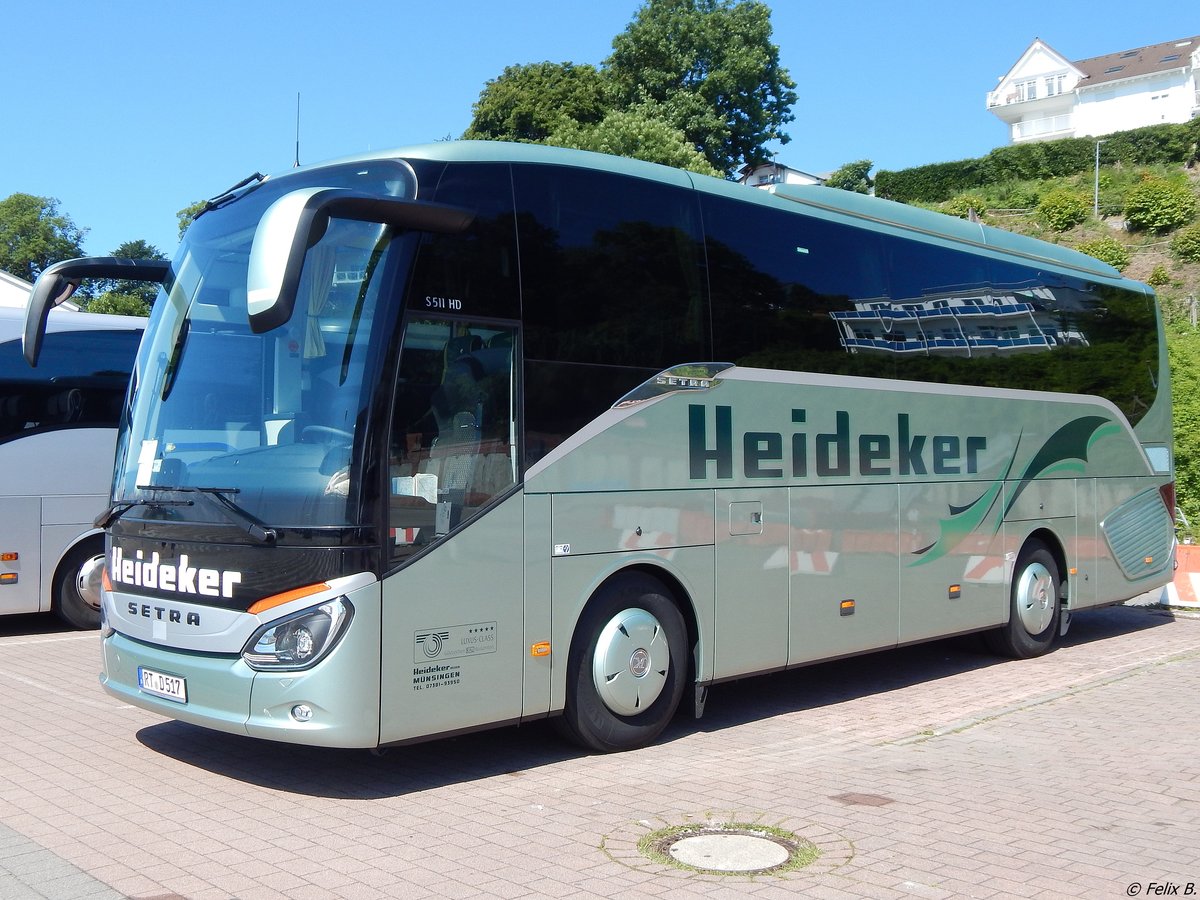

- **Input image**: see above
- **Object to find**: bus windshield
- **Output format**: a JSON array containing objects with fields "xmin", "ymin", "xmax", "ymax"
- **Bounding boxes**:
[{"xmin": 113, "ymin": 162, "xmax": 416, "ymax": 532}]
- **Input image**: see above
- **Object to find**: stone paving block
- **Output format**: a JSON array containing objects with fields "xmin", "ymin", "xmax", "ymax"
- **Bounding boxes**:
[{"xmin": 2, "ymin": 606, "xmax": 1199, "ymax": 898}]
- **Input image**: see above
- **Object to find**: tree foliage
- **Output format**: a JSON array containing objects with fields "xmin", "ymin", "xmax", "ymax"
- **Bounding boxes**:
[
  {"xmin": 825, "ymin": 160, "xmax": 874, "ymax": 194},
  {"xmin": 89, "ymin": 238, "xmax": 168, "ymax": 310},
  {"xmin": 605, "ymin": 0, "xmax": 796, "ymax": 173},
  {"xmin": 463, "ymin": 0, "xmax": 797, "ymax": 176},
  {"xmin": 547, "ymin": 105, "xmax": 722, "ymax": 176},
  {"xmin": 464, "ymin": 62, "xmax": 611, "ymax": 143},
  {"xmin": 177, "ymin": 200, "xmax": 206, "ymax": 240},
  {"xmin": 86, "ymin": 292, "xmax": 150, "ymax": 317},
  {"xmin": 0, "ymin": 193, "xmax": 87, "ymax": 282}
]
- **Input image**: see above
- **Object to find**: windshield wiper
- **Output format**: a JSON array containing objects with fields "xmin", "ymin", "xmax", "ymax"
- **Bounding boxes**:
[
  {"xmin": 94, "ymin": 497, "xmax": 193, "ymax": 529},
  {"xmin": 136, "ymin": 485, "xmax": 278, "ymax": 544},
  {"xmin": 194, "ymin": 172, "xmax": 266, "ymax": 219}
]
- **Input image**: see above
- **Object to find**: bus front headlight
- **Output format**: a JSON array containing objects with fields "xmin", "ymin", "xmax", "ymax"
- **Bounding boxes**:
[{"xmin": 242, "ymin": 598, "xmax": 353, "ymax": 671}]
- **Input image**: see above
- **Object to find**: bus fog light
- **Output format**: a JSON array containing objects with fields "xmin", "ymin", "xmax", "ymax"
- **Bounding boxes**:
[
  {"xmin": 242, "ymin": 597, "xmax": 353, "ymax": 671},
  {"xmin": 291, "ymin": 704, "xmax": 314, "ymax": 722}
]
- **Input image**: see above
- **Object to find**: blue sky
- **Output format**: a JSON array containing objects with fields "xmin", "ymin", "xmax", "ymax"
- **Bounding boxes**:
[{"xmin": 1, "ymin": 1, "xmax": 1196, "ymax": 262}]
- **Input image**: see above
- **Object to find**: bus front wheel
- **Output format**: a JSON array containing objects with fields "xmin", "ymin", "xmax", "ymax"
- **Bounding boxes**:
[
  {"xmin": 557, "ymin": 573, "xmax": 687, "ymax": 753},
  {"xmin": 54, "ymin": 540, "xmax": 105, "ymax": 630},
  {"xmin": 987, "ymin": 540, "xmax": 1061, "ymax": 659}
]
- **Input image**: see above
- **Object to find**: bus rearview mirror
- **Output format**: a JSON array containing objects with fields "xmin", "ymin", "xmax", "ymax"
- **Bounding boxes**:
[
  {"xmin": 23, "ymin": 257, "xmax": 169, "ymax": 367},
  {"xmin": 246, "ymin": 190, "xmax": 476, "ymax": 335}
]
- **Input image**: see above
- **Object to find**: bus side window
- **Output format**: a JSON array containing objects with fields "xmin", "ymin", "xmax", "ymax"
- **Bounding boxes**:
[{"xmin": 387, "ymin": 321, "xmax": 518, "ymax": 561}]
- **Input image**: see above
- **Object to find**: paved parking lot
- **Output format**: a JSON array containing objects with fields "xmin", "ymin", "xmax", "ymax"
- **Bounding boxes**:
[{"xmin": 1, "ymin": 601, "xmax": 1199, "ymax": 900}]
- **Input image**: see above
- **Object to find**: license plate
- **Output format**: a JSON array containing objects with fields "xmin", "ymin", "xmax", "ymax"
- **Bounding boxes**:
[{"xmin": 137, "ymin": 666, "xmax": 187, "ymax": 703}]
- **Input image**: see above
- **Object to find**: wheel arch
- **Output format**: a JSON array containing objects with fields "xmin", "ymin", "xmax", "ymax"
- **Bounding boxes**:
[
  {"xmin": 50, "ymin": 529, "xmax": 105, "ymax": 609},
  {"xmin": 1016, "ymin": 526, "xmax": 1068, "ymax": 607},
  {"xmin": 615, "ymin": 562, "xmax": 700, "ymax": 672}
]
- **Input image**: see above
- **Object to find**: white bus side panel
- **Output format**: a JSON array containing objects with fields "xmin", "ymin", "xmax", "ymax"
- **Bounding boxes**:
[{"xmin": 0, "ymin": 496, "xmax": 41, "ymax": 614}]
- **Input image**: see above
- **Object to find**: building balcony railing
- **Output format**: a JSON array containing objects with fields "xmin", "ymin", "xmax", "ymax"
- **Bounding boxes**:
[{"xmin": 1013, "ymin": 114, "xmax": 1073, "ymax": 141}]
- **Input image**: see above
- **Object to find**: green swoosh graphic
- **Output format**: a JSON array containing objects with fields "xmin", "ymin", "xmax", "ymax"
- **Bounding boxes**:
[{"xmin": 910, "ymin": 415, "xmax": 1111, "ymax": 567}]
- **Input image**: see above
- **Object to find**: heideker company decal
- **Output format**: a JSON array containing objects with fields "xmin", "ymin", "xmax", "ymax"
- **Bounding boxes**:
[{"xmin": 411, "ymin": 621, "xmax": 497, "ymax": 691}]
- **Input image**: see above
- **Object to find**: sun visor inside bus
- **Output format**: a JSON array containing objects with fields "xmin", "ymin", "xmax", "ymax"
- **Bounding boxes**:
[
  {"xmin": 23, "ymin": 257, "xmax": 170, "ymax": 367},
  {"xmin": 246, "ymin": 190, "xmax": 475, "ymax": 334}
]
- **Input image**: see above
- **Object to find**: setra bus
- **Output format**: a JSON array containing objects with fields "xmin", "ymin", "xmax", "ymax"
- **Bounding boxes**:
[
  {"xmin": 25, "ymin": 142, "xmax": 1175, "ymax": 751},
  {"xmin": 2, "ymin": 302, "xmax": 144, "ymax": 627}
]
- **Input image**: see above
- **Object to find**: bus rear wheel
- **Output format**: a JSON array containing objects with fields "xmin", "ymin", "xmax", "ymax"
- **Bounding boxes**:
[
  {"xmin": 986, "ymin": 539, "xmax": 1061, "ymax": 659},
  {"xmin": 54, "ymin": 540, "xmax": 105, "ymax": 630},
  {"xmin": 557, "ymin": 573, "xmax": 687, "ymax": 753}
]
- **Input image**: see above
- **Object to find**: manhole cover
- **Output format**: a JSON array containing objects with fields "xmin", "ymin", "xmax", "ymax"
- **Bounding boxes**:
[
  {"xmin": 638, "ymin": 823, "xmax": 819, "ymax": 875},
  {"xmin": 668, "ymin": 833, "xmax": 791, "ymax": 872}
]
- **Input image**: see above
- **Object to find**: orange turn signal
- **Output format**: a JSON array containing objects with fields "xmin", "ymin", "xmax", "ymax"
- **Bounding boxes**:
[{"xmin": 248, "ymin": 582, "xmax": 330, "ymax": 615}]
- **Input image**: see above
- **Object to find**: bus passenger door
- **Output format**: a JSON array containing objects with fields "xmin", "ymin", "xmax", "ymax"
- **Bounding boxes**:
[
  {"xmin": 714, "ymin": 488, "xmax": 789, "ymax": 677},
  {"xmin": 788, "ymin": 484, "xmax": 900, "ymax": 664}
]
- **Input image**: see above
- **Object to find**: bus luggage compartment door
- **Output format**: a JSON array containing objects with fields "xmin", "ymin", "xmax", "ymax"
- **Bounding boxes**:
[{"xmin": 714, "ymin": 489, "xmax": 788, "ymax": 678}]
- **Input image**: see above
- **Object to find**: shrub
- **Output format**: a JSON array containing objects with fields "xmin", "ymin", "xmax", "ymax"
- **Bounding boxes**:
[
  {"xmin": 1149, "ymin": 265, "xmax": 1171, "ymax": 286},
  {"xmin": 1172, "ymin": 223, "xmax": 1200, "ymax": 262},
  {"xmin": 940, "ymin": 193, "xmax": 989, "ymax": 220},
  {"xmin": 1124, "ymin": 176, "xmax": 1197, "ymax": 233},
  {"xmin": 1037, "ymin": 188, "xmax": 1089, "ymax": 231},
  {"xmin": 1075, "ymin": 236, "xmax": 1131, "ymax": 271}
]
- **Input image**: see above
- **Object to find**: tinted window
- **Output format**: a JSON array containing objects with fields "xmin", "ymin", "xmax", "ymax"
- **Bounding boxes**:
[
  {"xmin": 514, "ymin": 165, "xmax": 707, "ymax": 463},
  {"xmin": 879, "ymin": 249, "xmax": 1159, "ymax": 424},
  {"xmin": 703, "ymin": 192, "xmax": 1159, "ymax": 425},
  {"xmin": 514, "ymin": 164, "xmax": 707, "ymax": 367},
  {"xmin": 405, "ymin": 163, "xmax": 520, "ymax": 320},
  {"xmin": 702, "ymin": 193, "xmax": 890, "ymax": 377},
  {"xmin": 0, "ymin": 328, "xmax": 140, "ymax": 440}
]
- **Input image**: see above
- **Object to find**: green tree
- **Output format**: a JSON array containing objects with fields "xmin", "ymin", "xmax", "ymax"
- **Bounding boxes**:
[
  {"xmin": 88, "ymin": 239, "xmax": 168, "ymax": 311},
  {"xmin": 86, "ymin": 291, "xmax": 151, "ymax": 317},
  {"xmin": 464, "ymin": 62, "xmax": 612, "ymax": 143},
  {"xmin": 177, "ymin": 200, "xmax": 206, "ymax": 240},
  {"xmin": 0, "ymin": 193, "xmax": 87, "ymax": 282},
  {"xmin": 605, "ymin": 0, "xmax": 797, "ymax": 174},
  {"xmin": 825, "ymin": 160, "xmax": 874, "ymax": 194},
  {"xmin": 548, "ymin": 105, "xmax": 722, "ymax": 176}
]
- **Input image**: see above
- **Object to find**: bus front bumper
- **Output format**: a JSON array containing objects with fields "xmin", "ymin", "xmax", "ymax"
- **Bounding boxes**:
[{"xmin": 100, "ymin": 589, "xmax": 382, "ymax": 749}]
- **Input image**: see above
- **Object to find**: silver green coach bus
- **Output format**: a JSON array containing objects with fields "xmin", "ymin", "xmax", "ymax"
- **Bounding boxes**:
[{"xmin": 25, "ymin": 142, "xmax": 1175, "ymax": 752}]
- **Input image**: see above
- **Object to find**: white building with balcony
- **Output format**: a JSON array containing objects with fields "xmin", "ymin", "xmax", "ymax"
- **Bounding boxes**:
[
  {"xmin": 988, "ymin": 34, "xmax": 1200, "ymax": 143},
  {"xmin": 736, "ymin": 161, "xmax": 824, "ymax": 189}
]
